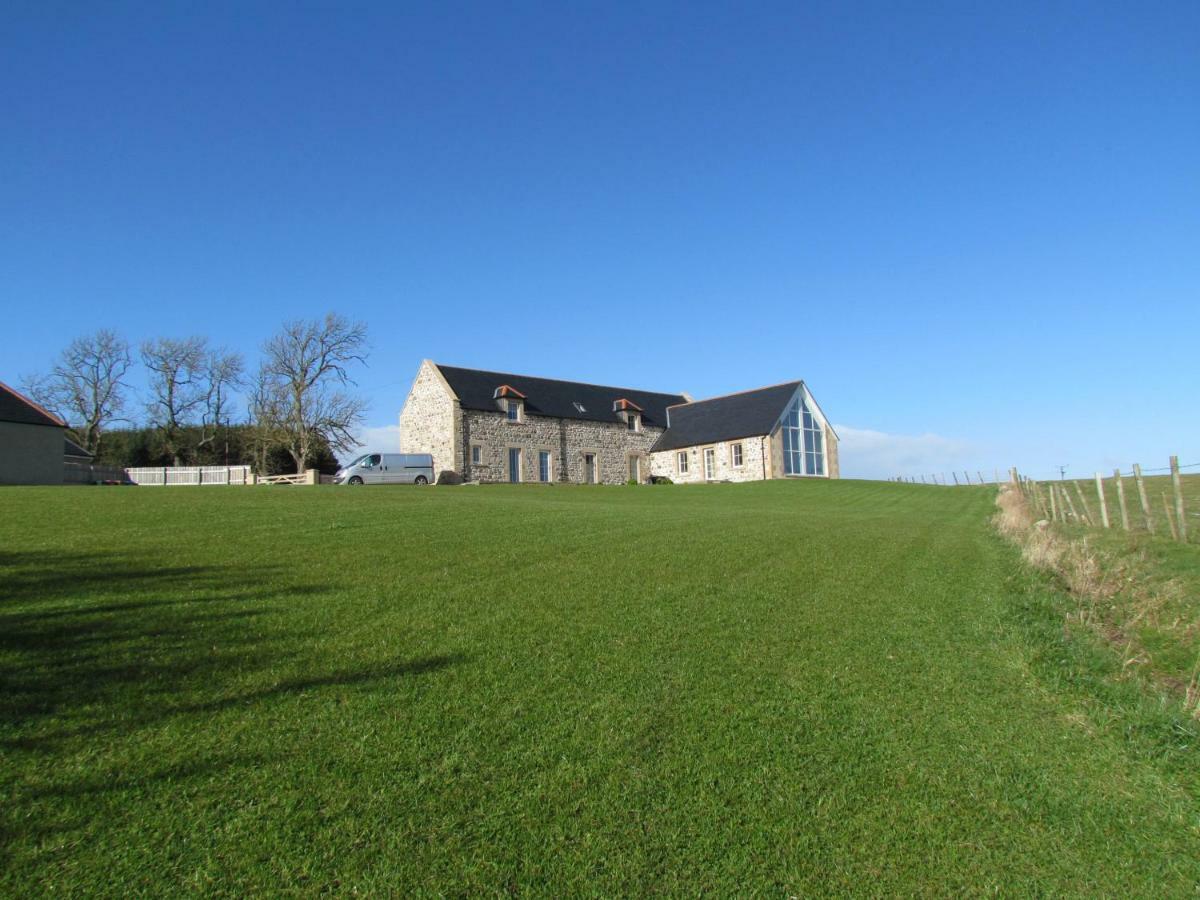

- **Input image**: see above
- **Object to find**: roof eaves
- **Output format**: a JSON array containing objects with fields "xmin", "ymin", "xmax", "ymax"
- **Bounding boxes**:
[{"xmin": 0, "ymin": 379, "xmax": 67, "ymax": 427}]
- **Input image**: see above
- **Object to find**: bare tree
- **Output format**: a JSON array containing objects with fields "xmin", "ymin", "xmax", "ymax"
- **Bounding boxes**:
[
  {"xmin": 196, "ymin": 347, "xmax": 245, "ymax": 458},
  {"xmin": 141, "ymin": 336, "xmax": 207, "ymax": 465},
  {"xmin": 142, "ymin": 337, "xmax": 246, "ymax": 464},
  {"xmin": 258, "ymin": 313, "xmax": 368, "ymax": 473},
  {"xmin": 22, "ymin": 329, "xmax": 133, "ymax": 456}
]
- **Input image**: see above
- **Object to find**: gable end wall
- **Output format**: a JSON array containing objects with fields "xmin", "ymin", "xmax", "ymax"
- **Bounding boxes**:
[{"xmin": 399, "ymin": 361, "xmax": 461, "ymax": 481}]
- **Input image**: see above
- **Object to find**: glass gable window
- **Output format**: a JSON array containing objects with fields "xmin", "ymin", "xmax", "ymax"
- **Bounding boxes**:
[{"xmin": 780, "ymin": 394, "xmax": 825, "ymax": 476}]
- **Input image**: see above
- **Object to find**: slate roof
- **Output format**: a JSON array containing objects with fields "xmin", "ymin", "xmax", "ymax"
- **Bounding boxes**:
[
  {"xmin": 0, "ymin": 380, "xmax": 65, "ymax": 428},
  {"xmin": 651, "ymin": 382, "xmax": 802, "ymax": 452},
  {"xmin": 434, "ymin": 364, "xmax": 688, "ymax": 429},
  {"xmin": 64, "ymin": 437, "xmax": 93, "ymax": 458}
]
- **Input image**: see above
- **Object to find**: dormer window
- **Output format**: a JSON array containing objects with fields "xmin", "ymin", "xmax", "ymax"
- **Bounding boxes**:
[
  {"xmin": 613, "ymin": 398, "xmax": 642, "ymax": 432},
  {"xmin": 493, "ymin": 384, "xmax": 525, "ymax": 422}
]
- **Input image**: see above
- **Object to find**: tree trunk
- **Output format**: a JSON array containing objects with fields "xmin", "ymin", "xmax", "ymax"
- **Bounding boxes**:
[{"xmin": 290, "ymin": 449, "xmax": 305, "ymax": 475}]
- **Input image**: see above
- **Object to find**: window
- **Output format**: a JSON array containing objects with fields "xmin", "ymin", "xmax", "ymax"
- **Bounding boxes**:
[
  {"xmin": 365, "ymin": 454, "xmax": 381, "ymax": 468},
  {"xmin": 508, "ymin": 447, "xmax": 521, "ymax": 482},
  {"xmin": 626, "ymin": 414, "xmax": 639, "ymax": 432},
  {"xmin": 538, "ymin": 451, "xmax": 551, "ymax": 483},
  {"xmin": 780, "ymin": 394, "xmax": 825, "ymax": 476},
  {"xmin": 731, "ymin": 443, "xmax": 743, "ymax": 467},
  {"xmin": 471, "ymin": 445, "xmax": 481, "ymax": 465},
  {"xmin": 506, "ymin": 399, "xmax": 520, "ymax": 421},
  {"xmin": 677, "ymin": 451, "xmax": 688, "ymax": 474},
  {"xmin": 703, "ymin": 447, "xmax": 716, "ymax": 480}
]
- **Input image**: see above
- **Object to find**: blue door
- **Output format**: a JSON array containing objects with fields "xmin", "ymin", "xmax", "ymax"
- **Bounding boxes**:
[{"xmin": 508, "ymin": 448, "xmax": 521, "ymax": 483}]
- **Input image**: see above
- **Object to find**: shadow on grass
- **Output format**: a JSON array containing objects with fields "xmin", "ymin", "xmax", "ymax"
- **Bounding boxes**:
[
  {"xmin": 0, "ymin": 551, "xmax": 467, "ymax": 745},
  {"xmin": 0, "ymin": 550, "xmax": 469, "ymax": 868}
]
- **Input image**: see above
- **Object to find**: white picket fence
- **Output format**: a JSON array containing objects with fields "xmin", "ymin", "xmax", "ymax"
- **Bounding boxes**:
[{"xmin": 125, "ymin": 465, "xmax": 252, "ymax": 486}]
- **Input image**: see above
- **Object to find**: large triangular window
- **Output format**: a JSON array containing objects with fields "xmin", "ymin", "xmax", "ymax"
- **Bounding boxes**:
[{"xmin": 780, "ymin": 393, "xmax": 825, "ymax": 476}]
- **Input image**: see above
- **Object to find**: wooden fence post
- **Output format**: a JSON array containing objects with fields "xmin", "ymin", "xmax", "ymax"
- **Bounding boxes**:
[
  {"xmin": 952, "ymin": 472, "xmax": 959, "ymax": 486},
  {"xmin": 1171, "ymin": 456, "xmax": 1188, "ymax": 542},
  {"xmin": 1133, "ymin": 463, "xmax": 1154, "ymax": 534},
  {"xmin": 1049, "ymin": 483, "xmax": 1058, "ymax": 521},
  {"xmin": 1162, "ymin": 493, "xmax": 1179, "ymax": 542},
  {"xmin": 1072, "ymin": 481, "xmax": 1094, "ymax": 526},
  {"xmin": 977, "ymin": 471, "xmax": 985, "ymax": 484},
  {"xmin": 1062, "ymin": 484, "xmax": 1080, "ymax": 523},
  {"xmin": 1113, "ymin": 468, "xmax": 1130, "ymax": 531},
  {"xmin": 1094, "ymin": 473, "xmax": 1110, "ymax": 528}
]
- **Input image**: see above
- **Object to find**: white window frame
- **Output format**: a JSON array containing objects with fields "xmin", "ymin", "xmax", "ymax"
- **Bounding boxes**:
[
  {"xmin": 506, "ymin": 399, "xmax": 521, "ymax": 422},
  {"xmin": 677, "ymin": 451, "xmax": 688, "ymax": 475},
  {"xmin": 626, "ymin": 413, "xmax": 640, "ymax": 432},
  {"xmin": 731, "ymin": 443, "xmax": 743, "ymax": 467}
]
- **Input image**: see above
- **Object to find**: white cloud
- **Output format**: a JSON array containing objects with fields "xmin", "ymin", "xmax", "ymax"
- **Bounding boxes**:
[
  {"xmin": 343, "ymin": 423, "xmax": 401, "ymax": 462},
  {"xmin": 834, "ymin": 424, "xmax": 981, "ymax": 481}
]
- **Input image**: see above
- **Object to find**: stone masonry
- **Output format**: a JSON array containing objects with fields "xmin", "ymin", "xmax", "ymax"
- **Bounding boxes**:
[
  {"xmin": 463, "ymin": 410, "xmax": 660, "ymax": 484},
  {"xmin": 398, "ymin": 360, "xmax": 460, "ymax": 482}
]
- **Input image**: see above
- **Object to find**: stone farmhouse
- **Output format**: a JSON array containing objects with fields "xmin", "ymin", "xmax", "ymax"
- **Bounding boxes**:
[{"xmin": 399, "ymin": 361, "xmax": 838, "ymax": 485}]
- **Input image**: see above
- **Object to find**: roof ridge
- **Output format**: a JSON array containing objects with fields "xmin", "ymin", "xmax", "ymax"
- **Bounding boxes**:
[
  {"xmin": 667, "ymin": 380, "xmax": 801, "ymax": 409},
  {"xmin": 0, "ymin": 379, "xmax": 67, "ymax": 427},
  {"xmin": 434, "ymin": 363, "xmax": 688, "ymax": 400}
]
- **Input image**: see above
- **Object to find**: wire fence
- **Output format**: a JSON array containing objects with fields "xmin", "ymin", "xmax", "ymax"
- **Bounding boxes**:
[{"xmin": 1011, "ymin": 456, "xmax": 1196, "ymax": 545}]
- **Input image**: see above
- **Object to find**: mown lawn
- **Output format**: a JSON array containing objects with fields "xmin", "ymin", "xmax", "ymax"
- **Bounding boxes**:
[{"xmin": 2, "ymin": 480, "xmax": 1198, "ymax": 894}]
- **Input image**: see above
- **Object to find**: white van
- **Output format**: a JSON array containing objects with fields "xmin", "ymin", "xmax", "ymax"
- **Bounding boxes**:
[{"xmin": 334, "ymin": 453, "xmax": 434, "ymax": 485}]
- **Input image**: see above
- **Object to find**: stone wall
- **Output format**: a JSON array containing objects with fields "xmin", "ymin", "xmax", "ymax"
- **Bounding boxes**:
[
  {"xmin": 462, "ymin": 410, "xmax": 661, "ymax": 484},
  {"xmin": 650, "ymin": 436, "xmax": 769, "ymax": 484},
  {"xmin": 398, "ymin": 360, "xmax": 460, "ymax": 482},
  {"xmin": 826, "ymin": 424, "xmax": 840, "ymax": 479},
  {"xmin": 0, "ymin": 421, "xmax": 65, "ymax": 485}
]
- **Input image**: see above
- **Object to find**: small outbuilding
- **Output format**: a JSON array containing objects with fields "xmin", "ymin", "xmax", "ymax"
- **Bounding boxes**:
[{"xmin": 0, "ymin": 380, "xmax": 69, "ymax": 485}]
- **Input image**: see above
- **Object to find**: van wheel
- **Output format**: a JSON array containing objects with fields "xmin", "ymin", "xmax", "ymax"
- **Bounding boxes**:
[
  {"xmin": 348, "ymin": 476, "xmax": 363, "ymax": 485},
  {"xmin": 414, "ymin": 475, "xmax": 428, "ymax": 486}
]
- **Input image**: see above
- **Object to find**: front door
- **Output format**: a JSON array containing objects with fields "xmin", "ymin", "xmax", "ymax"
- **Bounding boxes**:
[
  {"xmin": 703, "ymin": 448, "xmax": 716, "ymax": 481},
  {"xmin": 584, "ymin": 453, "xmax": 596, "ymax": 484},
  {"xmin": 508, "ymin": 447, "xmax": 521, "ymax": 483}
]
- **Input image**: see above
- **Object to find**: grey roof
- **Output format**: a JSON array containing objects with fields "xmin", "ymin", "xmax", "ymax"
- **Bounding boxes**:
[
  {"xmin": 0, "ymin": 380, "xmax": 65, "ymax": 428},
  {"xmin": 651, "ymin": 382, "xmax": 801, "ymax": 452},
  {"xmin": 64, "ymin": 437, "xmax": 93, "ymax": 458},
  {"xmin": 434, "ymin": 364, "xmax": 687, "ymax": 429}
]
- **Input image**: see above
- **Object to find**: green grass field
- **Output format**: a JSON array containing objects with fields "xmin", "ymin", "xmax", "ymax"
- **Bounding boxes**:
[{"xmin": 3, "ymin": 480, "xmax": 1199, "ymax": 894}]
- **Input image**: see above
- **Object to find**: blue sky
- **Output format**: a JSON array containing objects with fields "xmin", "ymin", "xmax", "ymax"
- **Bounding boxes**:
[{"xmin": 3, "ymin": 2, "xmax": 1197, "ymax": 479}]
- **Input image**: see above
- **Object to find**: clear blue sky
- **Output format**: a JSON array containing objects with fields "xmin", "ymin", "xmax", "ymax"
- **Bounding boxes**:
[{"xmin": 3, "ymin": 2, "xmax": 1197, "ymax": 479}]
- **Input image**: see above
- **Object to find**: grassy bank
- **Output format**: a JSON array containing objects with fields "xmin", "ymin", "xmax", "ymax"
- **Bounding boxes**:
[{"xmin": 3, "ymin": 481, "xmax": 1199, "ymax": 894}]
